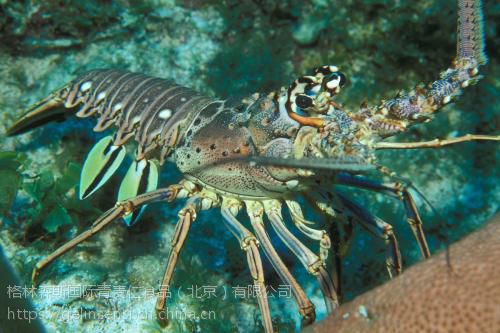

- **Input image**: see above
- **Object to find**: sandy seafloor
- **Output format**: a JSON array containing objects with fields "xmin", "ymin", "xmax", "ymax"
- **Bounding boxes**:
[{"xmin": 0, "ymin": 0, "xmax": 498, "ymax": 332}]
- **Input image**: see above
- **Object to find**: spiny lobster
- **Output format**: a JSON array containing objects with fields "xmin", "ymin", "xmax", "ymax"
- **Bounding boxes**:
[{"xmin": 6, "ymin": 0, "xmax": 499, "ymax": 332}]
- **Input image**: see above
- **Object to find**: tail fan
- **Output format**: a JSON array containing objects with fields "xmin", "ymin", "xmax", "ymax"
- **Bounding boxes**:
[{"xmin": 7, "ymin": 94, "xmax": 69, "ymax": 136}]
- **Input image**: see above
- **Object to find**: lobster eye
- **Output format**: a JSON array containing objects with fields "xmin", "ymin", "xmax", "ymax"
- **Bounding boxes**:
[
  {"xmin": 321, "ymin": 71, "xmax": 347, "ymax": 95},
  {"xmin": 314, "ymin": 65, "xmax": 339, "ymax": 76},
  {"xmin": 296, "ymin": 94, "xmax": 314, "ymax": 110},
  {"xmin": 338, "ymin": 72, "xmax": 346, "ymax": 87}
]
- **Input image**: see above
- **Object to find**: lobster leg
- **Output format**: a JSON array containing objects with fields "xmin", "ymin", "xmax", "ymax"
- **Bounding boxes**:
[
  {"xmin": 303, "ymin": 193, "xmax": 355, "ymax": 259},
  {"xmin": 155, "ymin": 196, "xmax": 202, "ymax": 327},
  {"xmin": 336, "ymin": 193, "xmax": 402, "ymax": 278},
  {"xmin": 264, "ymin": 200, "xmax": 339, "ymax": 313},
  {"xmin": 336, "ymin": 173, "xmax": 430, "ymax": 259},
  {"xmin": 304, "ymin": 191, "xmax": 358, "ymax": 298},
  {"xmin": 374, "ymin": 134, "xmax": 500, "ymax": 150},
  {"xmin": 221, "ymin": 200, "xmax": 274, "ymax": 333},
  {"xmin": 285, "ymin": 200, "xmax": 332, "ymax": 264},
  {"xmin": 246, "ymin": 201, "xmax": 316, "ymax": 327},
  {"xmin": 31, "ymin": 187, "xmax": 174, "ymax": 285}
]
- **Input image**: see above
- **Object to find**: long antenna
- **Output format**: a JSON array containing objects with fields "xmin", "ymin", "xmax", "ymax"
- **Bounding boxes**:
[{"xmin": 457, "ymin": 0, "xmax": 487, "ymax": 64}]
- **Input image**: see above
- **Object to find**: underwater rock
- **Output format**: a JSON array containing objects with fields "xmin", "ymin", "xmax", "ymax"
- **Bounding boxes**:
[
  {"xmin": 36, "ymin": 267, "xmax": 107, "ymax": 307},
  {"xmin": 292, "ymin": 17, "xmax": 328, "ymax": 46},
  {"xmin": 303, "ymin": 216, "xmax": 500, "ymax": 333},
  {"xmin": 126, "ymin": 254, "xmax": 163, "ymax": 287}
]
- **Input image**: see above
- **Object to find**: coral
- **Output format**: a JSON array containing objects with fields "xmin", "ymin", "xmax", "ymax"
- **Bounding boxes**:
[{"xmin": 303, "ymin": 216, "xmax": 500, "ymax": 333}]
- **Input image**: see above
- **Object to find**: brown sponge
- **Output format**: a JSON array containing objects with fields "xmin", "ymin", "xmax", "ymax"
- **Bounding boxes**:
[{"xmin": 304, "ymin": 215, "xmax": 500, "ymax": 333}]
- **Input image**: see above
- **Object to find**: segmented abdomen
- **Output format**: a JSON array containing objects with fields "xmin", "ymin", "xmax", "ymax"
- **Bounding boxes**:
[
  {"xmin": 52, "ymin": 69, "xmax": 218, "ymax": 225},
  {"xmin": 63, "ymin": 69, "xmax": 213, "ymax": 161}
]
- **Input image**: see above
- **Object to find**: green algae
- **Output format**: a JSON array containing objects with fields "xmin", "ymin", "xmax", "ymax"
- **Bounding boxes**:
[{"xmin": 0, "ymin": 151, "xmax": 24, "ymax": 215}]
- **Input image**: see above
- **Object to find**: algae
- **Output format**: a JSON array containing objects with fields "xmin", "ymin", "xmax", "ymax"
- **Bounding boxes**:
[{"xmin": 0, "ymin": 151, "xmax": 24, "ymax": 215}]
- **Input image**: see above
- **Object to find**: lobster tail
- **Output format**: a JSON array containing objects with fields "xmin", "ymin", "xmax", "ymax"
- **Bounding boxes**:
[
  {"xmin": 6, "ymin": 92, "xmax": 69, "ymax": 136},
  {"xmin": 7, "ymin": 69, "xmax": 214, "ymax": 225},
  {"xmin": 79, "ymin": 136, "xmax": 126, "ymax": 200},
  {"xmin": 118, "ymin": 159, "xmax": 159, "ymax": 226}
]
